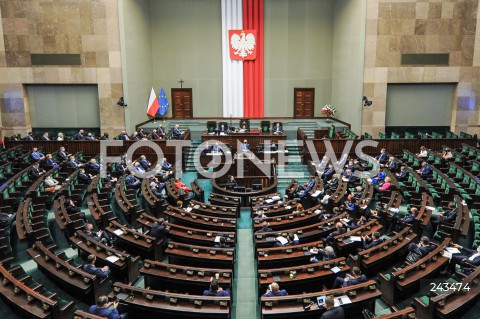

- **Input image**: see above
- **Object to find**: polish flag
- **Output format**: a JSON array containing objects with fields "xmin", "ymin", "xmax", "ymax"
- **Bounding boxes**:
[{"xmin": 146, "ymin": 87, "xmax": 159, "ymax": 117}]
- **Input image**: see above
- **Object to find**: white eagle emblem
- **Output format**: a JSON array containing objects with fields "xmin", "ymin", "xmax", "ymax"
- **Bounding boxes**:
[{"xmin": 230, "ymin": 32, "xmax": 256, "ymax": 58}]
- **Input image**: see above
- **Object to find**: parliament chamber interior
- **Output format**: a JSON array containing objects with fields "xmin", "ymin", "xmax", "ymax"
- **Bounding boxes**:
[{"xmin": 1, "ymin": 0, "xmax": 480, "ymax": 318}]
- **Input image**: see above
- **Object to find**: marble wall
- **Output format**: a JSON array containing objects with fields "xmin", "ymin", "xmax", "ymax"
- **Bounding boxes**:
[
  {"xmin": 0, "ymin": 0, "xmax": 125, "ymax": 137},
  {"xmin": 362, "ymin": 0, "xmax": 480, "ymax": 137}
]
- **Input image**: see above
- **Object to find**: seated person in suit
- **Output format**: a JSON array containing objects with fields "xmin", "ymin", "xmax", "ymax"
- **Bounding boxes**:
[
  {"xmin": 310, "ymin": 245, "xmax": 336, "ymax": 263},
  {"xmin": 395, "ymin": 165, "xmax": 409, "ymax": 181},
  {"xmin": 85, "ymin": 223, "xmax": 113, "ymax": 246},
  {"xmin": 382, "ymin": 156, "xmax": 397, "ymax": 171},
  {"xmin": 322, "ymin": 165, "xmax": 335, "ymax": 183},
  {"xmin": 239, "ymin": 121, "xmax": 249, "ymax": 132},
  {"xmin": 173, "ymin": 124, "xmax": 183, "ymax": 139},
  {"xmin": 85, "ymin": 132, "xmax": 96, "ymax": 140},
  {"xmin": 256, "ymin": 221, "xmax": 272, "ymax": 233},
  {"xmin": 332, "ymin": 266, "xmax": 367, "ymax": 289},
  {"xmin": 262, "ymin": 282, "xmax": 288, "ymax": 297},
  {"xmin": 31, "ymin": 147, "xmax": 45, "ymax": 161},
  {"xmin": 137, "ymin": 128, "xmax": 146, "ymax": 139},
  {"xmin": 358, "ymin": 231, "xmax": 383, "ymax": 252},
  {"xmin": 214, "ymin": 236, "xmax": 230, "ymax": 248},
  {"xmin": 448, "ymin": 243, "xmax": 480, "ymax": 272},
  {"xmin": 41, "ymin": 132, "xmax": 50, "ymax": 140},
  {"xmin": 320, "ymin": 295, "xmax": 345, "ymax": 319},
  {"xmin": 296, "ymin": 176, "xmax": 315, "ymax": 199},
  {"xmin": 387, "ymin": 207, "xmax": 418, "ymax": 234},
  {"xmin": 119, "ymin": 130, "xmax": 130, "ymax": 141},
  {"xmin": 161, "ymin": 157, "xmax": 173, "ymax": 171},
  {"xmin": 102, "ymin": 172, "xmax": 117, "ymax": 187},
  {"xmin": 273, "ymin": 122, "xmax": 283, "ymax": 134},
  {"xmin": 89, "ymin": 295, "xmax": 128, "ymax": 319},
  {"xmin": 431, "ymin": 202, "xmax": 459, "ymax": 232},
  {"xmin": 212, "ymin": 142, "xmax": 222, "ymax": 153},
  {"xmin": 174, "ymin": 178, "xmax": 191, "ymax": 196},
  {"xmin": 149, "ymin": 129, "xmax": 160, "ymax": 140},
  {"xmin": 157, "ymin": 124, "xmax": 167, "ymax": 138},
  {"xmin": 416, "ymin": 161, "xmax": 431, "ymax": 180},
  {"xmin": 404, "ymin": 236, "xmax": 437, "ymax": 259},
  {"xmin": 375, "ymin": 148, "xmax": 388, "ymax": 163},
  {"xmin": 57, "ymin": 146, "xmax": 70, "ymax": 161},
  {"xmin": 150, "ymin": 181, "xmax": 166, "ymax": 198},
  {"xmin": 99, "ymin": 132, "xmax": 109, "ymax": 140},
  {"xmin": 75, "ymin": 129, "xmax": 85, "ymax": 140},
  {"xmin": 323, "ymin": 222, "xmax": 346, "ymax": 245},
  {"xmin": 139, "ymin": 155, "xmax": 151, "ymax": 171},
  {"xmin": 342, "ymin": 169, "xmax": 356, "ymax": 185},
  {"xmin": 274, "ymin": 232, "xmax": 299, "ymax": 247},
  {"xmin": 29, "ymin": 163, "xmax": 45, "ymax": 178},
  {"xmin": 226, "ymin": 175, "xmax": 237, "ymax": 190},
  {"xmin": 133, "ymin": 161, "xmax": 146, "ymax": 175},
  {"xmin": 203, "ymin": 278, "xmax": 231, "ymax": 296},
  {"xmin": 218, "ymin": 123, "xmax": 228, "ymax": 134},
  {"xmin": 67, "ymin": 155, "xmax": 84, "ymax": 169},
  {"xmin": 115, "ymin": 161, "xmax": 127, "ymax": 175},
  {"xmin": 149, "ymin": 218, "xmax": 170, "ymax": 245},
  {"xmin": 45, "ymin": 154, "xmax": 59, "ymax": 169},
  {"xmin": 130, "ymin": 132, "xmax": 140, "ymax": 140},
  {"xmin": 89, "ymin": 158, "xmax": 101, "ymax": 174},
  {"xmin": 25, "ymin": 131, "xmax": 34, "ymax": 141},
  {"xmin": 78, "ymin": 168, "xmax": 94, "ymax": 184},
  {"xmin": 125, "ymin": 172, "xmax": 141, "ymax": 189},
  {"xmin": 240, "ymin": 139, "xmax": 250, "ymax": 152},
  {"xmin": 83, "ymin": 254, "xmax": 111, "ymax": 279}
]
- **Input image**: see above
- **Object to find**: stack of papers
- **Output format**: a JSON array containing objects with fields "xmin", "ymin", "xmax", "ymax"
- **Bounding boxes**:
[
  {"xmin": 186, "ymin": 207, "xmax": 193, "ymax": 212},
  {"xmin": 272, "ymin": 196, "xmax": 281, "ymax": 201},
  {"xmin": 113, "ymin": 229, "xmax": 124, "ymax": 236},
  {"xmin": 265, "ymin": 199, "xmax": 274, "ymax": 204},
  {"xmin": 334, "ymin": 295, "xmax": 352, "ymax": 306},
  {"xmin": 350, "ymin": 236, "xmax": 362, "ymax": 242},
  {"xmin": 276, "ymin": 236, "xmax": 288, "ymax": 245},
  {"xmin": 106, "ymin": 256, "xmax": 120, "ymax": 263},
  {"xmin": 445, "ymin": 247, "xmax": 460, "ymax": 254},
  {"xmin": 331, "ymin": 266, "xmax": 342, "ymax": 274},
  {"xmin": 312, "ymin": 190, "xmax": 322, "ymax": 197}
]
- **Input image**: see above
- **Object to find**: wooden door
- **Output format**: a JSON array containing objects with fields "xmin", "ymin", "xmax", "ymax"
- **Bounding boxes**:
[
  {"xmin": 294, "ymin": 88, "xmax": 315, "ymax": 118},
  {"xmin": 171, "ymin": 88, "xmax": 193, "ymax": 119}
]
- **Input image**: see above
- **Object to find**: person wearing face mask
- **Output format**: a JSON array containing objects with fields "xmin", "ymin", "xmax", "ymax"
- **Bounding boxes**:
[{"xmin": 447, "ymin": 243, "xmax": 480, "ymax": 273}]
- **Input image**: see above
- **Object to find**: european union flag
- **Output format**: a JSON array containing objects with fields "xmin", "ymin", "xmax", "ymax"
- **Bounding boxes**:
[{"xmin": 157, "ymin": 88, "xmax": 169, "ymax": 116}]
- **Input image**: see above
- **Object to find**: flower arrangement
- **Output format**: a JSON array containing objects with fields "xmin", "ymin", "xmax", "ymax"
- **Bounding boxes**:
[{"xmin": 322, "ymin": 104, "xmax": 336, "ymax": 117}]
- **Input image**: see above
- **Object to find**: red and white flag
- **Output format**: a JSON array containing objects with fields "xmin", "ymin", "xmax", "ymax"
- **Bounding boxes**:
[
  {"xmin": 229, "ymin": 30, "xmax": 257, "ymax": 60},
  {"xmin": 146, "ymin": 87, "xmax": 159, "ymax": 117}
]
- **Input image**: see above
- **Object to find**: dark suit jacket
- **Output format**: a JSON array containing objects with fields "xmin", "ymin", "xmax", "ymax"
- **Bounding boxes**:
[
  {"xmin": 363, "ymin": 238, "xmax": 382, "ymax": 250},
  {"xmin": 461, "ymin": 247, "xmax": 480, "ymax": 266},
  {"xmin": 83, "ymin": 264, "xmax": 109, "ymax": 278},
  {"xmin": 150, "ymin": 223, "xmax": 169, "ymax": 240},
  {"xmin": 321, "ymin": 306, "xmax": 345, "ymax": 319},
  {"xmin": 397, "ymin": 170, "xmax": 409, "ymax": 180},
  {"xmin": 58, "ymin": 151, "xmax": 68, "ymax": 161},
  {"xmin": 401, "ymin": 213, "xmax": 417, "ymax": 224},
  {"xmin": 75, "ymin": 133, "xmax": 84, "ymax": 140},
  {"xmin": 173, "ymin": 127, "xmax": 182, "ymax": 137}
]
